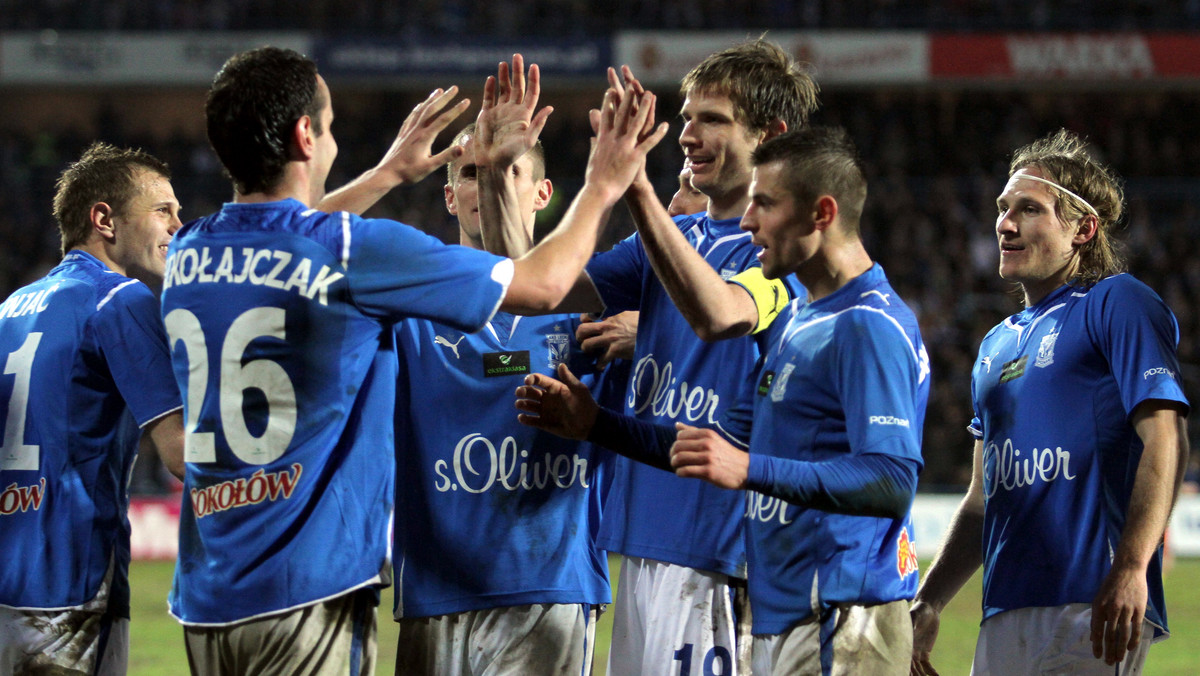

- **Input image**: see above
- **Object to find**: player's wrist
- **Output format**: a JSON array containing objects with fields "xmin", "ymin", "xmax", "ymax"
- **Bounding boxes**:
[{"xmin": 579, "ymin": 179, "xmax": 624, "ymax": 207}]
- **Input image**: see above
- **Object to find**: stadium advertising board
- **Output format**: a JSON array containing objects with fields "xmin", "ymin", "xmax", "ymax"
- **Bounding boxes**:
[
  {"xmin": 929, "ymin": 32, "xmax": 1200, "ymax": 82},
  {"xmin": 614, "ymin": 30, "xmax": 928, "ymax": 86},
  {"xmin": 0, "ymin": 31, "xmax": 310, "ymax": 84},
  {"xmin": 313, "ymin": 37, "xmax": 610, "ymax": 80}
]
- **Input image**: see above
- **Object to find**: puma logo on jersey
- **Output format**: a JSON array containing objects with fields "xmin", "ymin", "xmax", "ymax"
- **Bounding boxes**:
[
  {"xmin": 435, "ymin": 335, "xmax": 465, "ymax": 359},
  {"xmin": 860, "ymin": 290, "xmax": 891, "ymax": 305}
]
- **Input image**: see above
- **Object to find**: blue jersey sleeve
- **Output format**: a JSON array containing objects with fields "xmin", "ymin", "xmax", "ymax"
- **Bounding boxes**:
[
  {"xmin": 344, "ymin": 215, "xmax": 508, "ymax": 332},
  {"xmin": 715, "ymin": 361, "xmax": 757, "ymax": 449},
  {"xmin": 584, "ymin": 231, "xmax": 646, "ymax": 315},
  {"xmin": 1087, "ymin": 277, "xmax": 1189, "ymax": 416},
  {"xmin": 833, "ymin": 310, "xmax": 925, "ymax": 464},
  {"xmin": 745, "ymin": 452, "xmax": 918, "ymax": 519},
  {"xmin": 586, "ymin": 406, "xmax": 675, "ymax": 472},
  {"xmin": 93, "ymin": 282, "xmax": 181, "ymax": 426}
]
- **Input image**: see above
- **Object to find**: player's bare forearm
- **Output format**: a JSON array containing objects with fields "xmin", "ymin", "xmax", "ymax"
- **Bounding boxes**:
[
  {"xmin": 1090, "ymin": 401, "xmax": 1188, "ymax": 664},
  {"xmin": 624, "ymin": 187, "xmax": 757, "ymax": 341},
  {"xmin": 144, "ymin": 410, "xmax": 185, "ymax": 480},
  {"xmin": 910, "ymin": 440, "xmax": 985, "ymax": 676},
  {"xmin": 504, "ymin": 187, "xmax": 613, "ymax": 314},
  {"xmin": 914, "ymin": 441, "xmax": 986, "ymax": 613},
  {"xmin": 1114, "ymin": 402, "xmax": 1189, "ymax": 569},
  {"xmin": 478, "ymin": 165, "xmax": 533, "ymax": 257}
]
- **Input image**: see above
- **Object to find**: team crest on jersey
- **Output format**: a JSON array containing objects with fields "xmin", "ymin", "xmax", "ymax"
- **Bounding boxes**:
[
  {"xmin": 896, "ymin": 527, "xmax": 918, "ymax": 579},
  {"xmin": 1035, "ymin": 330, "xmax": 1058, "ymax": 368},
  {"xmin": 770, "ymin": 363, "xmax": 795, "ymax": 402},
  {"xmin": 546, "ymin": 327, "xmax": 570, "ymax": 368}
]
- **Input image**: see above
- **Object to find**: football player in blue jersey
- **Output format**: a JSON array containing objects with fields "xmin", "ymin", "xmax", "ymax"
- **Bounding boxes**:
[
  {"xmin": 519, "ymin": 126, "xmax": 929, "ymax": 676},
  {"xmin": 0, "ymin": 142, "xmax": 185, "ymax": 675},
  {"xmin": 909, "ymin": 130, "xmax": 1190, "ymax": 676},
  {"xmin": 163, "ymin": 47, "xmax": 667, "ymax": 675},
  {"xmin": 537, "ymin": 40, "xmax": 819, "ymax": 676},
  {"xmin": 390, "ymin": 56, "xmax": 612, "ymax": 675}
]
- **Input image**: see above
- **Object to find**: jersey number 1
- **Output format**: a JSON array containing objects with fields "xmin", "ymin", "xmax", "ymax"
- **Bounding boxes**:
[
  {"xmin": 165, "ymin": 307, "xmax": 297, "ymax": 465},
  {"xmin": 1, "ymin": 332, "xmax": 42, "ymax": 470}
]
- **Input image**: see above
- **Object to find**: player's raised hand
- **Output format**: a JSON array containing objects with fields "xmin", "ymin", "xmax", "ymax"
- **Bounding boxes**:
[
  {"xmin": 515, "ymin": 363, "xmax": 599, "ymax": 441},
  {"xmin": 577, "ymin": 311, "xmax": 639, "ymax": 369},
  {"xmin": 909, "ymin": 601, "xmax": 942, "ymax": 676},
  {"xmin": 475, "ymin": 54, "xmax": 554, "ymax": 170},
  {"xmin": 375, "ymin": 86, "xmax": 472, "ymax": 186},
  {"xmin": 584, "ymin": 86, "xmax": 669, "ymax": 202},
  {"xmin": 669, "ymin": 423, "xmax": 749, "ymax": 489}
]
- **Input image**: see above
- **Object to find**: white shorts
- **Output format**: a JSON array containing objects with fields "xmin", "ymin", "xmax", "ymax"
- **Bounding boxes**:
[
  {"xmin": 973, "ymin": 604, "xmax": 1155, "ymax": 675},
  {"xmin": 0, "ymin": 605, "xmax": 128, "ymax": 676},
  {"xmin": 605, "ymin": 556, "xmax": 749, "ymax": 676},
  {"xmin": 183, "ymin": 588, "xmax": 377, "ymax": 676},
  {"xmin": 750, "ymin": 600, "xmax": 911, "ymax": 676},
  {"xmin": 395, "ymin": 602, "xmax": 598, "ymax": 676}
]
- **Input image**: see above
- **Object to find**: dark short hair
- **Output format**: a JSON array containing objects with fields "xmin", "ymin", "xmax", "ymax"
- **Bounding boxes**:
[
  {"xmin": 752, "ymin": 126, "xmax": 867, "ymax": 232},
  {"xmin": 206, "ymin": 46, "xmax": 325, "ymax": 195},
  {"xmin": 445, "ymin": 123, "xmax": 546, "ymax": 185},
  {"xmin": 1008, "ymin": 129, "xmax": 1126, "ymax": 285},
  {"xmin": 53, "ymin": 142, "xmax": 170, "ymax": 254},
  {"xmin": 681, "ymin": 38, "xmax": 820, "ymax": 133}
]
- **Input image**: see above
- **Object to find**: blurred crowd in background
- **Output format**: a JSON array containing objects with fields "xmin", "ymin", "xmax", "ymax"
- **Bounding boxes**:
[
  {"xmin": 3, "ymin": 0, "xmax": 1200, "ymax": 32},
  {"xmin": 2, "ymin": 4, "xmax": 1197, "ymax": 493}
]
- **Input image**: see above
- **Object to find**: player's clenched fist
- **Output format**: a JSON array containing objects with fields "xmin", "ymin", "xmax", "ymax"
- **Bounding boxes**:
[{"xmin": 670, "ymin": 423, "xmax": 750, "ymax": 489}]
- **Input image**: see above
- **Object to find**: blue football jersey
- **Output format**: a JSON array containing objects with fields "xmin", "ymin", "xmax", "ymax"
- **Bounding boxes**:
[
  {"xmin": 588, "ymin": 213, "xmax": 798, "ymax": 578},
  {"xmin": 969, "ymin": 275, "xmax": 1188, "ymax": 635},
  {"xmin": 0, "ymin": 251, "xmax": 181, "ymax": 617},
  {"xmin": 393, "ymin": 312, "xmax": 610, "ymax": 618},
  {"xmin": 161, "ymin": 199, "xmax": 508, "ymax": 625},
  {"xmin": 725, "ymin": 264, "xmax": 929, "ymax": 635}
]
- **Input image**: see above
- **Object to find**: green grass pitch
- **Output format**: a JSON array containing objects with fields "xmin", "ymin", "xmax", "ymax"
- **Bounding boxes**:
[{"xmin": 127, "ymin": 557, "xmax": 1200, "ymax": 674}]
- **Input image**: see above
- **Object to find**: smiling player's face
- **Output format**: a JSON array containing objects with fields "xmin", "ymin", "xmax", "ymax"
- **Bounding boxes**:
[
  {"xmin": 111, "ymin": 169, "xmax": 182, "ymax": 287},
  {"xmin": 995, "ymin": 168, "xmax": 1086, "ymax": 305}
]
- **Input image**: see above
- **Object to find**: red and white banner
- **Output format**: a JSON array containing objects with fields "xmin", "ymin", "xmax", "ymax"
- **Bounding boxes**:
[
  {"xmin": 614, "ymin": 30, "xmax": 1200, "ymax": 86},
  {"xmin": 930, "ymin": 32, "xmax": 1200, "ymax": 81},
  {"xmin": 129, "ymin": 496, "xmax": 180, "ymax": 561}
]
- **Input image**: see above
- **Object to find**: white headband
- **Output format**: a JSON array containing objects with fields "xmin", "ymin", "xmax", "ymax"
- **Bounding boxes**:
[{"xmin": 1011, "ymin": 171, "xmax": 1099, "ymax": 218}]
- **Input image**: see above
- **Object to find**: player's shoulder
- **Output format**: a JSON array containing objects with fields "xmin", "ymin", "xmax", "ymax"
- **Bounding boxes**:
[
  {"xmin": 842, "ymin": 271, "xmax": 917, "ymax": 330},
  {"xmin": 1080, "ymin": 273, "xmax": 1159, "ymax": 304},
  {"xmin": 1074, "ymin": 273, "xmax": 1172, "ymax": 322},
  {"xmin": 58, "ymin": 253, "xmax": 156, "ymax": 312}
]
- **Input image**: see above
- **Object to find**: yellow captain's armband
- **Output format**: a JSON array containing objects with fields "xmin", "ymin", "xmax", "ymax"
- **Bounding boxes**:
[{"xmin": 728, "ymin": 268, "xmax": 790, "ymax": 334}]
